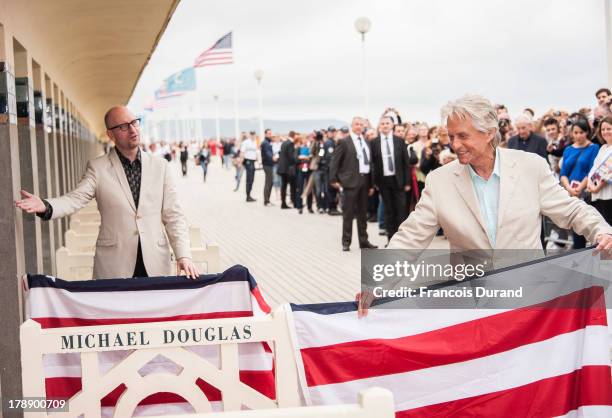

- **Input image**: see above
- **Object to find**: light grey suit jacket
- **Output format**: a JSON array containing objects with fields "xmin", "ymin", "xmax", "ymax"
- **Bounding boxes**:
[
  {"xmin": 48, "ymin": 148, "xmax": 191, "ymax": 278},
  {"xmin": 389, "ymin": 148, "xmax": 612, "ymax": 250}
]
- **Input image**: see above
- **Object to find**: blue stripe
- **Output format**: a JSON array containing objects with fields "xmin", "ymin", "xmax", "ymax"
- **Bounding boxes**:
[{"xmin": 28, "ymin": 265, "xmax": 258, "ymax": 293}]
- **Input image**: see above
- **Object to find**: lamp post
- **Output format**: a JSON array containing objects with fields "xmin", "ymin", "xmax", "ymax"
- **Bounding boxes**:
[
  {"xmin": 354, "ymin": 17, "xmax": 371, "ymax": 120},
  {"xmin": 254, "ymin": 69, "xmax": 264, "ymax": 142},
  {"xmin": 213, "ymin": 94, "xmax": 220, "ymax": 144}
]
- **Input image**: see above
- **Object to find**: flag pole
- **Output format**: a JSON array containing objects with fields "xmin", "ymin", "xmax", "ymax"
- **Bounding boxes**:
[
  {"xmin": 232, "ymin": 30, "xmax": 240, "ymax": 143},
  {"xmin": 195, "ymin": 68, "xmax": 203, "ymax": 142}
]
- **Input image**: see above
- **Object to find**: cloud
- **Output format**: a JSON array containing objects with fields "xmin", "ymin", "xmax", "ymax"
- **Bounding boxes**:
[{"xmin": 129, "ymin": 0, "xmax": 607, "ymax": 125}]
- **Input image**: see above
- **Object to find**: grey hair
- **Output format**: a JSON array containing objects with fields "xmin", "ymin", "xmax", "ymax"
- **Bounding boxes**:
[
  {"xmin": 440, "ymin": 94, "xmax": 501, "ymax": 148},
  {"xmin": 514, "ymin": 114, "xmax": 533, "ymax": 126}
]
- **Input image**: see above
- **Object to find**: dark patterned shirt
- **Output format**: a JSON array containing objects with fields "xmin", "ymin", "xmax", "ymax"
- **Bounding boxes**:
[{"xmin": 116, "ymin": 148, "xmax": 142, "ymax": 208}]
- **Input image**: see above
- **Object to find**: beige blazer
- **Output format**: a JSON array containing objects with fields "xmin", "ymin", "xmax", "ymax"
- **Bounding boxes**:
[
  {"xmin": 389, "ymin": 148, "xmax": 612, "ymax": 250},
  {"xmin": 48, "ymin": 148, "xmax": 191, "ymax": 279}
]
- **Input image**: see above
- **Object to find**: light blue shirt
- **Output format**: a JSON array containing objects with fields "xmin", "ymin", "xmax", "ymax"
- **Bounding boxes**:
[{"xmin": 467, "ymin": 149, "xmax": 501, "ymax": 247}]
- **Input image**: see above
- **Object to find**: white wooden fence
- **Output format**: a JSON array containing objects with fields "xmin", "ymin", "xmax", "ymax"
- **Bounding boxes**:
[
  {"xmin": 162, "ymin": 388, "xmax": 394, "ymax": 418},
  {"xmin": 21, "ymin": 306, "xmax": 395, "ymax": 418}
]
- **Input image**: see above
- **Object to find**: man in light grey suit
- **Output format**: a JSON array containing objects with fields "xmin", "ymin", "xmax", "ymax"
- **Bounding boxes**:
[
  {"xmin": 16, "ymin": 106, "xmax": 199, "ymax": 279},
  {"xmin": 388, "ymin": 94, "xmax": 612, "ymax": 252},
  {"xmin": 357, "ymin": 94, "xmax": 612, "ymax": 316}
]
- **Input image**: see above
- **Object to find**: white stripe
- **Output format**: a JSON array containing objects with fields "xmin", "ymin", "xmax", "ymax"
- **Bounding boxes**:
[
  {"xmin": 554, "ymin": 405, "xmax": 612, "ymax": 418},
  {"xmin": 44, "ymin": 343, "xmax": 273, "ymax": 378},
  {"xmin": 29, "ymin": 281, "xmax": 252, "ymax": 319},
  {"xmin": 101, "ymin": 401, "xmax": 224, "ymax": 417},
  {"xmin": 305, "ymin": 326, "xmax": 610, "ymax": 410},
  {"xmin": 292, "ymin": 308, "xmax": 507, "ymax": 348}
]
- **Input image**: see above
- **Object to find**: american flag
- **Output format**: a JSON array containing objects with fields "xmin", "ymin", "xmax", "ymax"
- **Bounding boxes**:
[
  {"xmin": 27, "ymin": 265, "xmax": 273, "ymax": 416},
  {"xmin": 289, "ymin": 250, "xmax": 612, "ymax": 417},
  {"xmin": 194, "ymin": 32, "xmax": 233, "ymax": 68}
]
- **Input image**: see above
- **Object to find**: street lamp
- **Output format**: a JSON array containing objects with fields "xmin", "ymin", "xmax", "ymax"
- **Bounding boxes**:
[
  {"xmin": 213, "ymin": 94, "xmax": 220, "ymax": 144},
  {"xmin": 254, "ymin": 69, "xmax": 264, "ymax": 142},
  {"xmin": 354, "ymin": 17, "xmax": 371, "ymax": 120}
]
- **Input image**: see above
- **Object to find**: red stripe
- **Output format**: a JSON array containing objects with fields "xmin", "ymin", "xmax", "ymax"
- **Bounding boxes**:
[
  {"xmin": 195, "ymin": 60, "xmax": 234, "ymax": 67},
  {"xmin": 195, "ymin": 57, "xmax": 233, "ymax": 64},
  {"xmin": 33, "ymin": 311, "xmax": 253, "ymax": 329},
  {"xmin": 195, "ymin": 61, "xmax": 234, "ymax": 68},
  {"xmin": 196, "ymin": 46, "xmax": 231, "ymax": 58},
  {"xmin": 301, "ymin": 287, "xmax": 607, "ymax": 386},
  {"xmin": 45, "ymin": 370, "xmax": 276, "ymax": 406},
  {"xmin": 252, "ymin": 286, "xmax": 271, "ymax": 314},
  {"xmin": 195, "ymin": 55, "xmax": 233, "ymax": 65},
  {"xmin": 397, "ymin": 365, "xmax": 612, "ymax": 418}
]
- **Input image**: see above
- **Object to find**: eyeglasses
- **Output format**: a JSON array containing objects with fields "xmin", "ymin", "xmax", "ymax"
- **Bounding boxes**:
[{"xmin": 109, "ymin": 118, "xmax": 141, "ymax": 132}]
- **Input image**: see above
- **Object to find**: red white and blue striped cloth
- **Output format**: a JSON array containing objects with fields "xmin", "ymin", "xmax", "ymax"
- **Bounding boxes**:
[
  {"xmin": 26, "ymin": 265, "xmax": 273, "ymax": 416},
  {"xmin": 289, "ymin": 251, "xmax": 612, "ymax": 417}
]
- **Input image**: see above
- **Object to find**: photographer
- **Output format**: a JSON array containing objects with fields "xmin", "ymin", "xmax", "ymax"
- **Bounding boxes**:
[
  {"xmin": 498, "ymin": 117, "xmax": 512, "ymax": 147},
  {"xmin": 420, "ymin": 127, "xmax": 452, "ymax": 175},
  {"xmin": 420, "ymin": 138, "xmax": 443, "ymax": 175}
]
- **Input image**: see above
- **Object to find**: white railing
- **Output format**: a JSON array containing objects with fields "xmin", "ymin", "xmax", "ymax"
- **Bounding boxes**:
[
  {"xmin": 21, "ymin": 306, "xmax": 302, "ymax": 418},
  {"xmin": 163, "ymin": 388, "xmax": 395, "ymax": 418},
  {"xmin": 55, "ymin": 242, "xmax": 220, "ymax": 280}
]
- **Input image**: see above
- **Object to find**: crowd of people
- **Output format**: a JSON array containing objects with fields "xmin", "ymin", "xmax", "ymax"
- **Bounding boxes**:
[{"xmin": 134, "ymin": 87, "xmax": 612, "ymax": 251}]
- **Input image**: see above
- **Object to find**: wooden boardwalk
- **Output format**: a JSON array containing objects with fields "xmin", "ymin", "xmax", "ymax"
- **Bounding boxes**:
[{"xmin": 177, "ymin": 158, "xmax": 447, "ymax": 308}]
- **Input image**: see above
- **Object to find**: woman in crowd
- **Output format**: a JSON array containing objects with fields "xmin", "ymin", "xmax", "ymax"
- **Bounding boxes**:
[
  {"xmin": 295, "ymin": 134, "xmax": 314, "ymax": 214},
  {"xmin": 560, "ymin": 118, "xmax": 600, "ymax": 248},
  {"xmin": 405, "ymin": 125, "xmax": 417, "ymax": 144},
  {"xmin": 232, "ymin": 139, "xmax": 243, "ymax": 192},
  {"xmin": 587, "ymin": 116, "xmax": 612, "ymax": 225},
  {"xmin": 411, "ymin": 123, "xmax": 430, "ymax": 195},
  {"xmin": 198, "ymin": 142, "xmax": 211, "ymax": 183}
]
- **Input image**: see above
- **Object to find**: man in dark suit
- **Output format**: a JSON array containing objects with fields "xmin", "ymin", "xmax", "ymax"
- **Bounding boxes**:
[
  {"xmin": 277, "ymin": 132, "xmax": 297, "ymax": 209},
  {"xmin": 371, "ymin": 116, "xmax": 411, "ymax": 241},
  {"xmin": 507, "ymin": 114, "xmax": 548, "ymax": 160},
  {"xmin": 330, "ymin": 117, "xmax": 378, "ymax": 251},
  {"xmin": 261, "ymin": 128, "xmax": 275, "ymax": 206}
]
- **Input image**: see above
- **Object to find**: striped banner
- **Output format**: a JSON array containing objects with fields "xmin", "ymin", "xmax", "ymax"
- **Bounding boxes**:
[
  {"xmin": 289, "ymin": 250, "xmax": 612, "ymax": 417},
  {"xmin": 26, "ymin": 265, "xmax": 273, "ymax": 416}
]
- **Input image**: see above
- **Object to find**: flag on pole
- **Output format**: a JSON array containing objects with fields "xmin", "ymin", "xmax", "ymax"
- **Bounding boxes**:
[
  {"xmin": 155, "ymin": 67, "xmax": 197, "ymax": 100},
  {"xmin": 194, "ymin": 32, "xmax": 234, "ymax": 67}
]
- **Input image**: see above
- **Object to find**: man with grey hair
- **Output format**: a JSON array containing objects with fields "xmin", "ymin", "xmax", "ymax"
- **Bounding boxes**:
[
  {"xmin": 387, "ymin": 94, "xmax": 612, "ymax": 252},
  {"xmin": 330, "ymin": 116, "xmax": 378, "ymax": 251},
  {"xmin": 507, "ymin": 113, "xmax": 548, "ymax": 160}
]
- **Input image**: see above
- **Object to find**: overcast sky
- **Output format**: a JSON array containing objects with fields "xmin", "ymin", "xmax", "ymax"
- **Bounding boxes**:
[{"xmin": 128, "ymin": 0, "xmax": 609, "ymax": 125}]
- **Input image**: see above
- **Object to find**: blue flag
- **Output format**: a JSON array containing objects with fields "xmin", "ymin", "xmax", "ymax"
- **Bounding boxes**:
[{"xmin": 156, "ymin": 67, "xmax": 196, "ymax": 99}]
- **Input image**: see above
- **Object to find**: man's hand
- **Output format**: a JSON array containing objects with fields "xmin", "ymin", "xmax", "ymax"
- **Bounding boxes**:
[
  {"xmin": 404, "ymin": 185, "xmax": 411, "ymax": 192},
  {"xmin": 355, "ymin": 291, "xmax": 375, "ymax": 318},
  {"xmin": 593, "ymin": 234, "xmax": 612, "ymax": 258},
  {"xmin": 177, "ymin": 257, "xmax": 199, "ymax": 279},
  {"xmin": 368, "ymin": 188, "xmax": 375, "ymax": 196},
  {"xmin": 330, "ymin": 182, "xmax": 341, "ymax": 190},
  {"xmin": 15, "ymin": 190, "xmax": 46, "ymax": 214}
]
